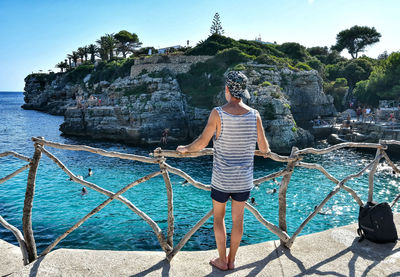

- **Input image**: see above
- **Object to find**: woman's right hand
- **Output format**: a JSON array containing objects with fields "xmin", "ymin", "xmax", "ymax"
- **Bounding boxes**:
[{"xmin": 176, "ymin": 145, "xmax": 188, "ymax": 153}]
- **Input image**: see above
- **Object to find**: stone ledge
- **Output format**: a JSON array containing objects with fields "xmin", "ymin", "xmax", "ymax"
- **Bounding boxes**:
[
  {"xmin": 2, "ymin": 213, "xmax": 399, "ymax": 276},
  {"xmin": 0, "ymin": 239, "xmax": 24, "ymax": 277}
]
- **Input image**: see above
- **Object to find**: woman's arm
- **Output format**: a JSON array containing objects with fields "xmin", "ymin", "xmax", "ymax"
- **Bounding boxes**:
[
  {"xmin": 256, "ymin": 111, "xmax": 271, "ymax": 155},
  {"xmin": 176, "ymin": 109, "xmax": 219, "ymax": 153}
]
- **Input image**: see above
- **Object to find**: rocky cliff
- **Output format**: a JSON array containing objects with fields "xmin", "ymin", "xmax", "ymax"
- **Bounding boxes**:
[
  {"xmin": 23, "ymin": 73, "xmax": 75, "ymax": 115},
  {"xmin": 243, "ymin": 63, "xmax": 336, "ymax": 125},
  {"xmin": 23, "ymin": 55, "xmax": 336, "ymax": 153}
]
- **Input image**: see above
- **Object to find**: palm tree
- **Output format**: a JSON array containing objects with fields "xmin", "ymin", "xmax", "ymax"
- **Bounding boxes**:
[
  {"xmin": 67, "ymin": 56, "xmax": 72, "ymax": 68},
  {"xmin": 88, "ymin": 44, "xmax": 98, "ymax": 63},
  {"xmin": 96, "ymin": 36, "xmax": 109, "ymax": 61},
  {"xmin": 56, "ymin": 61, "xmax": 68, "ymax": 72},
  {"xmin": 104, "ymin": 33, "xmax": 118, "ymax": 60},
  {"xmin": 64, "ymin": 59, "xmax": 69, "ymax": 70},
  {"xmin": 83, "ymin": 46, "xmax": 90, "ymax": 62},
  {"xmin": 68, "ymin": 51, "xmax": 79, "ymax": 67},
  {"xmin": 77, "ymin": 47, "xmax": 86, "ymax": 64},
  {"xmin": 106, "ymin": 34, "xmax": 118, "ymax": 60}
]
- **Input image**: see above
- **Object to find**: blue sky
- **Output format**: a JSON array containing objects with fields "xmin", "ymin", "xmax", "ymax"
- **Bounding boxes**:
[{"xmin": 0, "ymin": 0, "xmax": 399, "ymax": 91}]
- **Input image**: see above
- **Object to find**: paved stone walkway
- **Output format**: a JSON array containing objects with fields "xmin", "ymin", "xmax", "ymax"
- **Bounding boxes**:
[{"xmin": 2, "ymin": 214, "xmax": 399, "ymax": 276}]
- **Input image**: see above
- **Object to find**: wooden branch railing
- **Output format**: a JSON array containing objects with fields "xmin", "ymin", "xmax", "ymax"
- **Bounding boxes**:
[
  {"xmin": 0, "ymin": 151, "xmax": 31, "ymax": 163},
  {"xmin": 0, "ymin": 216, "xmax": 29, "ymax": 265},
  {"xmin": 0, "ymin": 151, "xmax": 31, "ymax": 265},
  {"xmin": 1, "ymin": 137, "xmax": 400, "ymax": 266}
]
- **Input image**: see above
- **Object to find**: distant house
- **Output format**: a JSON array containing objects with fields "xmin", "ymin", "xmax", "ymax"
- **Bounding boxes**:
[
  {"xmin": 71, "ymin": 58, "xmax": 83, "ymax": 68},
  {"xmin": 253, "ymin": 35, "xmax": 274, "ymax": 45},
  {"xmin": 157, "ymin": 45, "xmax": 183, "ymax": 54}
]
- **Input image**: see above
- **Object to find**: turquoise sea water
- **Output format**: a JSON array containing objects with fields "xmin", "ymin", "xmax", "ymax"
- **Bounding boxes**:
[{"xmin": 0, "ymin": 92, "xmax": 399, "ymax": 253}]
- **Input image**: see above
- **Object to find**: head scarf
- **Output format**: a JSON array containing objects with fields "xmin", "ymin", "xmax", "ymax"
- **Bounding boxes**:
[{"xmin": 225, "ymin": 71, "xmax": 250, "ymax": 99}]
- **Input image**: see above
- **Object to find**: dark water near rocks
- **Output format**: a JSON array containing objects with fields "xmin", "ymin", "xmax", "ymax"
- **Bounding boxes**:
[{"xmin": 0, "ymin": 92, "xmax": 399, "ymax": 253}]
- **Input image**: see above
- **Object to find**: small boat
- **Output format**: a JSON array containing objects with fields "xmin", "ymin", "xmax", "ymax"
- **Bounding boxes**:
[
  {"xmin": 311, "ymin": 124, "xmax": 334, "ymax": 139},
  {"xmin": 327, "ymin": 134, "xmax": 347, "ymax": 144}
]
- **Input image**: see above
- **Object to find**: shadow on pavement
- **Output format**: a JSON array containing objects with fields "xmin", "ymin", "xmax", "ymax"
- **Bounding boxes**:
[
  {"xmin": 204, "ymin": 241, "xmax": 284, "ymax": 277},
  {"xmin": 130, "ymin": 258, "xmax": 170, "ymax": 277},
  {"xmin": 28, "ymin": 255, "xmax": 46, "ymax": 277},
  {"xmin": 288, "ymin": 238, "xmax": 399, "ymax": 277}
]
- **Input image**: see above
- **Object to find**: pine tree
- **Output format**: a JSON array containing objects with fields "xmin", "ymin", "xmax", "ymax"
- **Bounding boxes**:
[{"xmin": 210, "ymin": 12, "xmax": 224, "ymax": 35}]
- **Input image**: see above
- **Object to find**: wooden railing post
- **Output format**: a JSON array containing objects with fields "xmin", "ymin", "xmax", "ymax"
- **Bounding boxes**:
[
  {"xmin": 368, "ymin": 148, "xmax": 381, "ymax": 203},
  {"xmin": 278, "ymin": 147, "xmax": 298, "ymax": 248},
  {"xmin": 22, "ymin": 138, "xmax": 43, "ymax": 263},
  {"xmin": 157, "ymin": 148, "xmax": 174, "ymax": 252}
]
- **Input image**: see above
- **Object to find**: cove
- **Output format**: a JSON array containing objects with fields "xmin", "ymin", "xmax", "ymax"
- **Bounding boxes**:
[{"xmin": 1, "ymin": 92, "xmax": 399, "ymax": 254}]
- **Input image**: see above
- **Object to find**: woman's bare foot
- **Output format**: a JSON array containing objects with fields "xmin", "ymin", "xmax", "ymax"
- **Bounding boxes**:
[
  {"xmin": 228, "ymin": 260, "xmax": 235, "ymax": 270},
  {"xmin": 209, "ymin": 257, "xmax": 228, "ymax": 271}
]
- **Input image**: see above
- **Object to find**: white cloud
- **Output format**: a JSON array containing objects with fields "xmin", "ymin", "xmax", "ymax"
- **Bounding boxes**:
[{"xmin": 308, "ymin": 0, "xmax": 315, "ymax": 4}]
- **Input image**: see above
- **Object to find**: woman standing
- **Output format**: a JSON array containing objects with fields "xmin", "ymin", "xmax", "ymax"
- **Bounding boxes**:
[{"xmin": 176, "ymin": 71, "xmax": 271, "ymax": 270}]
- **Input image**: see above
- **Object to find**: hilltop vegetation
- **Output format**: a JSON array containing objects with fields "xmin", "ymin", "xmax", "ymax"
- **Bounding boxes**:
[{"xmin": 26, "ymin": 26, "xmax": 399, "ymax": 111}]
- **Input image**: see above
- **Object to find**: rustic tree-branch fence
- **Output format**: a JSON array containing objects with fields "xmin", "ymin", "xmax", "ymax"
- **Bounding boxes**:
[{"xmin": 0, "ymin": 137, "xmax": 400, "ymax": 265}]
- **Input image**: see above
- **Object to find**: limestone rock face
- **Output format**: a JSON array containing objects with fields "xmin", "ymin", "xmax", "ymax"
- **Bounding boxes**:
[
  {"xmin": 23, "ymin": 58, "xmax": 335, "ymax": 153},
  {"xmin": 23, "ymin": 74, "xmax": 76, "ymax": 115},
  {"xmin": 244, "ymin": 63, "xmax": 336, "ymax": 125},
  {"xmin": 60, "ymin": 75, "xmax": 189, "ymax": 145}
]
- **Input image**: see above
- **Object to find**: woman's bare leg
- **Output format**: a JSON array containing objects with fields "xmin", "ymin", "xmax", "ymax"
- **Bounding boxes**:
[
  {"xmin": 211, "ymin": 199, "xmax": 228, "ymax": 270},
  {"xmin": 228, "ymin": 199, "xmax": 246, "ymax": 269}
]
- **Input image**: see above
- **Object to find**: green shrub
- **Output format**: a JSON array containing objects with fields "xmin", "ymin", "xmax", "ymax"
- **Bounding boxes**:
[
  {"xmin": 186, "ymin": 34, "xmax": 235, "ymax": 56},
  {"xmin": 255, "ymin": 54, "xmax": 293, "ymax": 68},
  {"xmin": 324, "ymin": 78, "xmax": 349, "ymax": 111},
  {"xmin": 261, "ymin": 81, "xmax": 272, "ymax": 87},
  {"xmin": 353, "ymin": 52, "xmax": 400, "ymax": 106},
  {"xmin": 187, "ymin": 34, "xmax": 284, "ymax": 59},
  {"xmin": 177, "ymin": 48, "xmax": 252, "ymax": 109},
  {"xmin": 283, "ymin": 103, "xmax": 291, "ymax": 109},
  {"xmin": 295, "ymin": 62, "xmax": 312, "ymax": 71},
  {"xmin": 90, "ymin": 58, "xmax": 136, "ymax": 83},
  {"xmin": 353, "ymin": 80, "xmax": 372, "ymax": 104},
  {"xmin": 276, "ymin": 42, "xmax": 309, "ymax": 62},
  {"xmin": 232, "ymin": 64, "xmax": 246, "ymax": 71},
  {"xmin": 326, "ymin": 58, "xmax": 373, "ymax": 89},
  {"xmin": 215, "ymin": 47, "xmax": 254, "ymax": 64},
  {"xmin": 237, "ymin": 39, "xmax": 285, "ymax": 57},
  {"xmin": 292, "ymin": 120, "xmax": 298, "ymax": 132},
  {"xmin": 236, "ymin": 44, "xmax": 263, "ymax": 57},
  {"xmin": 123, "ymin": 84, "xmax": 149, "ymax": 96},
  {"xmin": 255, "ymin": 54, "xmax": 276, "ymax": 65},
  {"xmin": 65, "ymin": 64, "xmax": 94, "ymax": 83},
  {"xmin": 288, "ymin": 64, "xmax": 299, "ymax": 72},
  {"xmin": 306, "ymin": 58, "xmax": 324, "ymax": 75}
]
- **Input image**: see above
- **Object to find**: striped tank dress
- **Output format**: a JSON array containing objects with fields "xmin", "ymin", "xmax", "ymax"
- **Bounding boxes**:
[{"xmin": 211, "ymin": 106, "xmax": 258, "ymax": 193}]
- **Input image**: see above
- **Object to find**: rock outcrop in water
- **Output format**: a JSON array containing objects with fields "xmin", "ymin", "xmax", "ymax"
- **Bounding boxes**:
[
  {"xmin": 23, "ymin": 73, "xmax": 75, "ymax": 115},
  {"xmin": 23, "ymin": 55, "xmax": 336, "ymax": 153}
]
